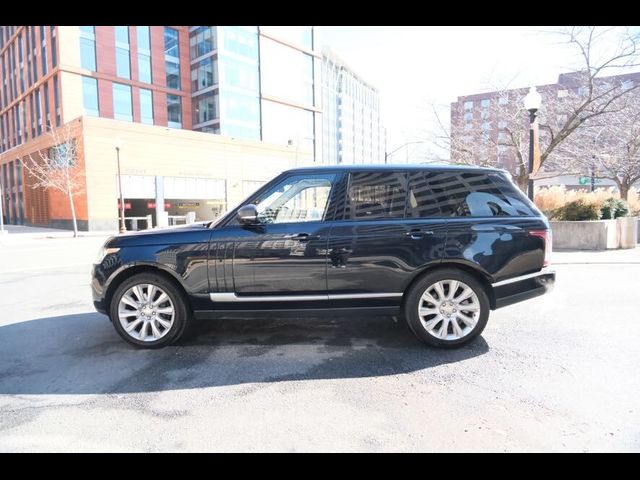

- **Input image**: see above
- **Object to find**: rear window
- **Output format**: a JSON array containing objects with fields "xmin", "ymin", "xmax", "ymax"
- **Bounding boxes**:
[{"xmin": 424, "ymin": 171, "xmax": 537, "ymax": 217}]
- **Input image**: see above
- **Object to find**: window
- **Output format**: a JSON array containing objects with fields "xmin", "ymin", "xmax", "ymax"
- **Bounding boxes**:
[
  {"xmin": 406, "ymin": 172, "xmax": 441, "ymax": 218},
  {"xmin": 622, "ymin": 80, "xmax": 634, "ymax": 91},
  {"xmin": 498, "ymin": 96, "xmax": 508, "ymax": 105},
  {"xmin": 164, "ymin": 27, "xmax": 180, "ymax": 89},
  {"xmin": 53, "ymin": 74, "xmax": 60, "ymax": 126},
  {"xmin": 49, "ymin": 140, "xmax": 77, "ymax": 168},
  {"xmin": 82, "ymin": 76, "xmax": 99, "ymax": 116},
  {"xmin": 115, "ymin": 26, "xmax": 131, "ymax": 79},
  {"xmin": 193, "ymin": 92, "xmax": 218, "ymax": 125},
  {"xmin": 43, "ymin": 82, "xmax": 50, "ymax": 130},
  {"xmin": 137, "ymin": 26, "xmax": 152, "ymax": 84},
  {"xmin": 166, "ymin": 61, "xmax": 180, "ymax": 89},
  {"xmin": 498, "ymin": 120, "xmax": 507, "ymax": 129},
  {"xmin": 464, "ymin": 123, "xmax": 472, "ymax": 131},
  {"xmin": 463, "ymin": 101, "xmax": 473, "ymax": 110},
  {"xmin": 260, "ymin": 26, "xmax": 313, "ymax": 50},
  {"xmin": 557, "ymin": 89, "xmax": 568, "ymax": 98},
  {"xmin": 480, "ymin": 99, "xmax": 490, "ymax": 108},
  {"xmin": 40, "ymin": 26, "xmax": 48, "ymax": 75},
  {"xmin": 191, "ymin": 56, "xmax": 216, "ymax": 92},
  {"xmin": 190, "ymin": 26, "xmax": 215, "ymax": 59},
  {"xmin": 425, "ymin": 172, "xmax": 536, "ymax": 217},
  {"xmin": 260, "ymin": 37, "xmax": 313, "ymax": 106},
  {"xmin": 167, "ymin": 94, "xmax": 182, "ymax": 128},
  {"xmin": 139, "ymin": 88, "xmax": 153, "ymax": 124},
  {"xmin": 261, "ymin": 100, "xmax": 313, "ymax": 150},
  {"xmin": 112, "ymin": 83, "xmax": 132, "ymax": 121},
  {"xmin": 463, "ymin": 112, "xmax": 472, "ymax": 122},
  {"xmin": 164, "ymin": 27, "xmax": 179, "ymax": 57},
  {"xmin": 251, "ymin": 174, "xmax": 336, "ymax": 224},
  {"xmin": 79, "ymin": 26, "xmax": 96, "ymax": 71},
  {"xmin": 346, "ymin": 172, "xmax": 406, "ymax": 220},
  {"xmin": 481, "ymin": 121, "xmax": 491, "ymax": 131},
  {"xmin": 35, "ymin": 88, "xmax": 42, "ymax": 135},
  {"xmin": 50, "ymin": 26, "xmax": 57, "ymax": 67}
]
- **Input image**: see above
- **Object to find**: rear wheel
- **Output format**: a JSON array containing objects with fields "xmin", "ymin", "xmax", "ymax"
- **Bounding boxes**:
[
  {"xmin": 404, "ymin": 268, "xmax": 490, "ymax": 348},
  {"xmin": 109, "ymin": 272, "xmax": 190, "ymax": 348}
]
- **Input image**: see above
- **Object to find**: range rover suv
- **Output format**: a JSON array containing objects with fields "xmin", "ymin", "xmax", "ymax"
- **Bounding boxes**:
[{"xmin": 92, "ymin": 165, "xmax": 555, "ymax": 349}]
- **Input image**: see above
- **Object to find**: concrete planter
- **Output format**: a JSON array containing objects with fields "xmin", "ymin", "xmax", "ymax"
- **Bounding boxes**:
[
  {"xmin": 550, "ymin": 217, "xmax": 638, "ymax": 250},
  {"xmin": 550, "ymin": 220, "xmax": 617, "ymax": 250},
  {"xmin": 617, "ymin": 216, "xmax": 638, "ymax": 249}
]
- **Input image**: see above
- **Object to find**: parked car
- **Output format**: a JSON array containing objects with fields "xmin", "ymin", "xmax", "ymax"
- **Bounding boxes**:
[{"xmin": 92, "ymin": 164, "xmax": 555, "ymax": 349}]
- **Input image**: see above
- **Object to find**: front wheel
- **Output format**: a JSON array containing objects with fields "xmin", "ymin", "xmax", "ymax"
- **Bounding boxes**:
[
  {"xmin": 404, "ymin": 269, "xmax": 490, "ymax": 348},
  {"xmin": 109, "ymin": 273, "xmax": 190, "ymax": 348}
]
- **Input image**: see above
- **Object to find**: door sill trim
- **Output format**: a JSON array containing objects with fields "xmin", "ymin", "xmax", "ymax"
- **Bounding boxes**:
[{"xmin": 209, "ymin": 292, "xmax": 403, "ymax": 302}]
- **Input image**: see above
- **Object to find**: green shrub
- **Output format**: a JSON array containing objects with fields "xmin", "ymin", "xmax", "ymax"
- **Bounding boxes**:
[
  {"xmin": 553, "ymin": 199, "xmax": 601, "ymax": 221},
  {"xmin": 600, "ymin": 197, "xmax": 629, "ymax": 219}
]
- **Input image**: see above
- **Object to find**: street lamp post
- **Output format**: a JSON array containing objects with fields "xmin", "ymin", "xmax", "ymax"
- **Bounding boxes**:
[
  {"xmin": 385, "ymin": 141, "xmax": 427, "ymax": 164},
  {"xmin": 115, "ymin": 138, "xmax": 126, "ymax": 234},
  {"xmin": 523, "ymin": 86, "xmax": 542, "ymax": 201}
]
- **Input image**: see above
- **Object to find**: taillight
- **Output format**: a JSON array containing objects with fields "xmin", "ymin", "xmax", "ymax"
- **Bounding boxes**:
[{"xmin": 529, "ymin": 229, "xmax": 552, "ymax": 267}]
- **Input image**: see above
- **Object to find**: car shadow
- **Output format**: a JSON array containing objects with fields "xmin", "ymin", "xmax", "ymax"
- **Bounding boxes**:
[{"xmin": 0, "ymin": 312, "xmax": 489, "ymax": 395}]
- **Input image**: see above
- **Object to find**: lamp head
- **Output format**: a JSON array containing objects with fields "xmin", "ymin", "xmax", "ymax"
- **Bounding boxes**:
[
  {"xmin": 114, "ymin": 137, "xmax": 122, "ymax": 150},
  {"xmin": 523, "ymin": 86, "xmax": 542, "ymax": 112}
]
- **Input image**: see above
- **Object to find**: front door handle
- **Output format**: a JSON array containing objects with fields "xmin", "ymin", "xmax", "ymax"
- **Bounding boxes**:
[
  {"xmin": 405, "ymin": 229, "xmax": 434, "ymax": 239},
  {"xmin": 285, "ymin": 233, "xmax": 319, "ymax": 242}
]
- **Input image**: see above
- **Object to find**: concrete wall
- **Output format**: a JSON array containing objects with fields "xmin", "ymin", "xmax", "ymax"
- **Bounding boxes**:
[
  {"xmin": 81, "ymin": 116, "xmax": 313, "ymax": 230},
  {"xmin": 551, "ymin": 218, "xmax": 638, "ymax": 250},
  {"xmin": 550, "ymin": 220, "xmax": 618, "ymax": 250}
]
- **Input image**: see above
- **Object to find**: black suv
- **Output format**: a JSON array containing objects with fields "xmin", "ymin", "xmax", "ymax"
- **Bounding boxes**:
[{"xmin": 92, "ymin": 165, "xmax": 555, "ymax": 349}]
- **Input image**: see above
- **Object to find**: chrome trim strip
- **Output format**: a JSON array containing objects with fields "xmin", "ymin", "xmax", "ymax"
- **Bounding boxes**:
[
  {"xmin": 209, "ymin": 292, "xmax": 403, "ymax": 302},
  {"xmin": 491, "ymin": 268, "xmax": 554, "ymax": 288}
]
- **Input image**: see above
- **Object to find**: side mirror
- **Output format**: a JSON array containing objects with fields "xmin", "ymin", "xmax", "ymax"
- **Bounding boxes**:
[{"xmin": 237, "ymin": 204, "xmax": 260, "ymax": 225}]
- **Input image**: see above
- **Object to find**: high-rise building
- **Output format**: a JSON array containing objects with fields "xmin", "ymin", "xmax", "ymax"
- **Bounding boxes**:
[
  {"xmin": 321, "ymin": 48, "xmax": 385, "ymax": 164},
  {"xmin": 0, "ymin": 26, "xmax": 319, "ymax": 230}
]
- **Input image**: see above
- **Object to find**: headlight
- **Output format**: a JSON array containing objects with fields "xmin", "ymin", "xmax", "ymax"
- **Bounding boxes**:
[{"xmin": 95, "ymin": 242, "xmax": 120, "ymax": 264}]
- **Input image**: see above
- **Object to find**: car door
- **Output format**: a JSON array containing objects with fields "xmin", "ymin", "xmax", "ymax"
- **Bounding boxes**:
[
  {"xmin": 209, "ymin": 172, "xmax": 338, "ymax": 299},
  {"xmin": 326, "ymin": 170, "xmax": 447, "ymax": 300}
]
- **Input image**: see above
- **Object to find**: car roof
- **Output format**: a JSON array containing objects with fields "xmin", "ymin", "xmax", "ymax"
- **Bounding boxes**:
[{"xmin": 284, "ymin": 163, "xmax": 508, "ymax": 175}]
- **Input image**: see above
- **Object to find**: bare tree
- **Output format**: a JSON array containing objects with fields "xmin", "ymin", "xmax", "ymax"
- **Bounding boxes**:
[
  {"xmin": 21, "ymin": 125, "xmax": 84, "ymax": 237},
  {"xmin": 434, "ymin": 26, "xmax": 640, "ymax": 191},
  {"xmin": 554, "ymin": 92, "xmax": 640, "ymax": 200}
]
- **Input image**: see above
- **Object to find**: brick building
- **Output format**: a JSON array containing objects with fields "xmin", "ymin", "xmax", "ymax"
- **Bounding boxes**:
[{"xmin": 0, "ymin": 26, "xmax": 320, "ymax": 230}]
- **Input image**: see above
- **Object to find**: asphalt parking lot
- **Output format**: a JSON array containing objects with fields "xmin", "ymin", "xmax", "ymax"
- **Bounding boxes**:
[{"xmin": 0, "ymin": 235, "xmax": 639, "ymax": 452}]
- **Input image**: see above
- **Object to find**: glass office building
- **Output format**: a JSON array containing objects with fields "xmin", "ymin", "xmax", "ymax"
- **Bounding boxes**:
[{"xmin": 189, "ymin": 26, "xmax": 320, "ymax": 161}]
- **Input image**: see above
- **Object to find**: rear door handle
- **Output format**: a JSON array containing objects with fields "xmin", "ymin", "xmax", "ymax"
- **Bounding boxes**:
[
  {"xmin": 405, "ymin": 229, "xmax": 434, "ymax": 239},
  {"xmin": 285, "ymin": 233, "xmax": 319, "ymax": 242}
]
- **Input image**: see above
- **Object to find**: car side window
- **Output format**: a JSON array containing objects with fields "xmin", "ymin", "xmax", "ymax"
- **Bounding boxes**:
[
  {"xmin": 406, "ymin": 171, "xmax": 441, "ymax": 218},
  {"xmin": 425, "ymin": 171, "xmax": 533, "ymax": 217},
  {"xmin": 252, "ymin": 174, "xmax": 336, "ymax": 224},
  {"xmin": 346, "ymin": 171, "xmax": 407, "ymax": 220}
]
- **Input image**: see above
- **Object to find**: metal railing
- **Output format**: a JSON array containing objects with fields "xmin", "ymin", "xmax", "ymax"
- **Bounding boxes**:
[{"xmin": 125, "ymin": 215, "xmax": 153, "ymax": 231}]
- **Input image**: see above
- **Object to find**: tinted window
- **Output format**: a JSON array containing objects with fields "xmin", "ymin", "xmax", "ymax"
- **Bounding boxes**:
[
  {"xmin": 347, "ymin": 172, "xmax": 406, "ymax": 220},
  {"xmin": 427, "ymin": 171, "xmax": 536, "ymax": 217},
  {"xmin": 406, "ymin": 171, "xmax": 441, "ymax": 218}
]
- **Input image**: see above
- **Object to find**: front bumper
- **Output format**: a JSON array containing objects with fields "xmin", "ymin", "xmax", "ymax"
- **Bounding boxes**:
[
  {"xmin": 91, "ymin": 263, "xmax": 108, "ymax": 314},
  {"xmin": 491, "ymin": 268, "xmax": 556, "ymax": 309}
]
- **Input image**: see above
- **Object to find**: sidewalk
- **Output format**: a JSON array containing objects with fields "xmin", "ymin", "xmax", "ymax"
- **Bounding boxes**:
[
  {"xmin": 0, "ymin": 224, "xmax": 117, "ymax": 245},
  {"xmin": 552, "ymin": 246, "xmax": 640, "ymax": 264}
]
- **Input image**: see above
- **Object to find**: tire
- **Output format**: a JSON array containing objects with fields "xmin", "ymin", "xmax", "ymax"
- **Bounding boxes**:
[
  {"xmin": 404, "ymin": 268, "xmax": 490, "ymax": 348},
  {"xmin": 109, "ymin": 272, "xmax": 191, "ymax": 349}
]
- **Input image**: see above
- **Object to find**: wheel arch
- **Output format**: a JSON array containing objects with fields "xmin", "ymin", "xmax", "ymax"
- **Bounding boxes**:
[
  {"xmin": 104, "ymin": 263, "xmax": 193, "ymax": 315},
  {"xmin": 402, "ymin": 262, "xmax": 496, "ymax": 310}
]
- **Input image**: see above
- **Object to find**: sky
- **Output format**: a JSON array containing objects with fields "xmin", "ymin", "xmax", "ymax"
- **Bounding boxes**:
[{"xmin": 314, "ymin": 26, "xmax": 613, "ymax": 162}]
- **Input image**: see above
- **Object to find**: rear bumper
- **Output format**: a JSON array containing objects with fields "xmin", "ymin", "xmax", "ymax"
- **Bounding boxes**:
[{"xmin": 492, "ymin": 268, "xmax": 555, "ymax": 309}]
